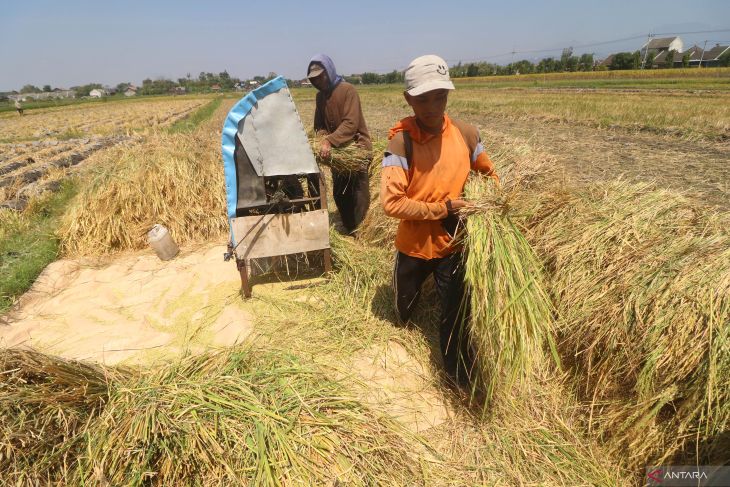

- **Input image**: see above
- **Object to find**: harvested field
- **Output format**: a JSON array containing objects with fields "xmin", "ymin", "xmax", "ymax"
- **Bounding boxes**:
[
  {"xmin": 0, "ymin": 97, "xmax": 208, "ymax": 142},
  {"xmin": 294, "ymin": 84, "xmax": 730, "ymax": 209},
  {"xmin": 0, "ymin": 97, "xmax": 217, "ymax": 210},
  {"xmin": 1, "ymin": 76, "xmax": 728, "ymax": 485},
  {"xmin": 0, "ymin": 135, "xmax": 135, "ymax": 209}
]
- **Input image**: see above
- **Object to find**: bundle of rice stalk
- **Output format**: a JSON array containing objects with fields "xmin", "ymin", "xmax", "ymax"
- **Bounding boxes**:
[
  {"xmin": 59, "ymin": 130, "xmax": 227, "ymax": 256},
  {"xmin": 452, "ymin": 135, "xmax": 558, "ymax": 407},
  {"xmin": 524, "ymin": 181, "xmax": 730, "ymax": 468},
  {"xmin": 310, "ymin": 134, "xmax": 386, "ymax": 173},
  {"xmin": 0, "ymin": 349, "xmax": 125, "ymax": 482},
  {"xmin": 73, "ymin": 346, "xmax": 425, "ymax": 486},
  {"xmin": 462, "ymin": 173, "xmax": 556, "ymax": 409}
]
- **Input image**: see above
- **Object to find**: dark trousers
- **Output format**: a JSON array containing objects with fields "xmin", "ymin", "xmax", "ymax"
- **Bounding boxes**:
[
  {"xmin": 332, "ymin": 169, "xmax": 370, "ymax": 233},
  {"xmin": 393, "ymin": 251, "xmax": 473, "ymax": 383}
]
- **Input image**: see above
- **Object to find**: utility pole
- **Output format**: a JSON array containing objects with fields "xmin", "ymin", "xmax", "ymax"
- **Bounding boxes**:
[
  {"xmin": 698, "ymin": 40, "xmax": 708, "ymax": 68},
  {"xmin": 641, "ymin": 33, "xmax": 655, "ymax": 69}
]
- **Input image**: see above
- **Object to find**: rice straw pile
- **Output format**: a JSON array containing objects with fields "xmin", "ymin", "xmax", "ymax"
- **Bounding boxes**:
[
  {"xmin": 0, "ymin": 349, "xmax": 126, "ymax": 483},
  {"xmin": 357, "ymin": 162, "xmax": 399, "ymax": 247},
  {"xmin": 1, "ymin": 347, "xmax": 427, "ymax": 486},
  {"xmin": 524, "ymin": 181, "xmax": 730, "ymax": 468},
  {"xmin": 251, "ymin": 227, "xmax": 628, "ymax": 486},
  {"xmin": 58, "ymin": 130, "xmax": 227, "ymax": 255}
]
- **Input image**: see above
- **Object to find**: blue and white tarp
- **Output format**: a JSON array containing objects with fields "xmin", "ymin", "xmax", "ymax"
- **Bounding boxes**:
[{"xmin": 221, "ymin": 76, "xmax": 318, "ymax": 220}]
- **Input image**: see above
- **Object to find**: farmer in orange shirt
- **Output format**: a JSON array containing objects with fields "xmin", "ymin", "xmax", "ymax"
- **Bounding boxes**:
[{"xmin": 380, "ymin": 55, "xmax": 498, "ymax": 387}]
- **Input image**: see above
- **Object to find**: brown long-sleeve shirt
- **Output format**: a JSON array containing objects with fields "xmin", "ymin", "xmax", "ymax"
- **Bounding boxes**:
[{"xmin": 314, "ymin": 81, "xmax": 372, "ymax": 150}]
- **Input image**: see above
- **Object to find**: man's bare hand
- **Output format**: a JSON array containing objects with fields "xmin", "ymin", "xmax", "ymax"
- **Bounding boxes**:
[
  {"xmin": 448, "ymin": 199, "xmax": 471, "ymax": 211},
  {"xmin": 319, "ymin": 139, "xmax": 332, "ymax": 159}
]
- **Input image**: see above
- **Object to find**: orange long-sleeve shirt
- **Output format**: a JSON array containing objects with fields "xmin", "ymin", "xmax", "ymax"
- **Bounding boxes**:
[{"xmin": 380, "ymin": 115, "xmax": 497, "ymax": 259}]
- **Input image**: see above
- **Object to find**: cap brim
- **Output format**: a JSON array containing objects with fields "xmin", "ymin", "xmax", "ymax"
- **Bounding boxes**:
[
  {"xmin": 406, "ymin": 80, "xmax": 455, "ymax": 96},
  {"xmin": 307, "ymin": 66, "xmax": 325, "ymax": 79}
]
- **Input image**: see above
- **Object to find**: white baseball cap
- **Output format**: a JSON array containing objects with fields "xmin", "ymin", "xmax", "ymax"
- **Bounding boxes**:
[{"xmin": 404, "ymin": 55, "xmax": 455, "ymax": 96}]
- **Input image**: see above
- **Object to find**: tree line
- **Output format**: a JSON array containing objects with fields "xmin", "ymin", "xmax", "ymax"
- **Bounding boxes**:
[
  {"xmin": 349, "ymin": 49, "xmax": 729, "ymax": 84},
  {"xmin": 8, "ymin": 71, "xmax": 253, "ymax": 97}
]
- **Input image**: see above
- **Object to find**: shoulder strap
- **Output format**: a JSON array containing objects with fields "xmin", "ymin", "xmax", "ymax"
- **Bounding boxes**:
[
  {"xmin": 450, "ymin": 119, "xmax": 479, "ymax": 157},
  {"xmin": 403, "ymin": 131, "xmax": 413, "ymax": 167}
]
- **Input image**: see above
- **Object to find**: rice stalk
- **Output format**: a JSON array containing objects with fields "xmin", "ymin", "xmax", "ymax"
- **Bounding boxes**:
[
  {"xmin": 523, "ymin": 181, "xmax": 730, "ymax": 467},
  {"xmin": 454, "ymin": 136, "xmax": 558, "ymax": 409},
  {"xmin": 1, "ymin": 346, "xmax": 428, "ymax": 486},
  {"xmin": 58, "ymin": 130, "xmax": 227, "ymax": 256},
  {"xmin": 462, "ymin": 173, "xmax": 556, "ymax": 410},
  {"xmin": 0, "ymin": 349, "xmax": 125, "ymax": 481},
  {"xmin": 310, "ymin": 134, "xmax": 386, "ymax": 173}
]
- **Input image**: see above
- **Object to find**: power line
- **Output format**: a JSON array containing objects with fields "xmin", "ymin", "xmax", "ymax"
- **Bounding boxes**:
[
  {"xmin": 448, "ymin": 28, "xmax": 730, "ymax": 65},
  {"xmin": 653, "ymin": 29, "xmax": 730, "ymax": 36},
  {"xmin": 363, "ymin": 28, "xmax": 730, "ymax": 72}
]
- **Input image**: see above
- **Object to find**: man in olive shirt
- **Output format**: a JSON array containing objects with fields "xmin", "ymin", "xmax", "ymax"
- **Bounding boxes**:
[{"xmin": 307, "ymin": 54, "xmax": 371, "ymax": 234}]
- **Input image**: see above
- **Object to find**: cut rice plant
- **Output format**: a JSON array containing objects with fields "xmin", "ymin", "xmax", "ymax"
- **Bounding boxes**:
[
  {"xmin": 0, "ymin": 349, "xmax": 124, "ymax": 482},
  {"xmin": 457, "ymin": 137, "xmax": 558, "ymax": 408},
  {"xmin": 462, "ymin": 174, "xmax": 556, "ymax": 409},
  {"xmin": 235, "ymin": 228, "xmax": 630, "ymax": 486},
  {"xmin": 58, "ymin": 129, "xmax": 227, "ymax": 255},
  {"xmin": 310, "ymin": 134, "xmax": 385, "ymax": 173},
  {"xmin": 451, "ymin": 376, "xmax": 629, "ymax": 486},
  {"xmin": 1, "ymin": 346, "xmax": 427, "ymax": 486},
  {"xmin": 524, "ymin": 181, "xmax": 730, "ymax": 468}
]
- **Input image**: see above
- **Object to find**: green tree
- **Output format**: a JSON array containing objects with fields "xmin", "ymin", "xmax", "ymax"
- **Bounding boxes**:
[
  {"xmin": 450, "ymin": 61, "xmax": 465, "ymax": 78},
  {"xmin": 218, "ymin": 70, "xmax": 234, "ymax": 90},
  {"xmin": 20, "ymin": 84, "xmax": 40, "ymax": 93},
  {"xmin": 610, "ymin": 52, "xmax": 637, "ymax": 70},
  {"xmin": 578, "ymin": 53, "xmax": 594, "ymax": 71},
  {"xmin": 383, "ymin": 70, "xmax": 402, "ymax": 84},
  {"xmin": 537, "ymin": 57, "xmax": 560, "ymax": 73},
  {"xmin": 682, "ymin": 52, "xmax": 691, "ymax": 68},
  {"xmin": 665, "ymin": 50, "xmax": 676, "ymax": 68},
  {"xmin": 645, "ymin": 50, "xmax": 657, "ymax": 69},
  {"xmin": 361, "ymin": 72, "xmax": 380, "ymax": 84},
  {"xmin": 42, "ymin": 84, "xmax": 52, "ymax": 92},
  {"xmin": 560, "ymin": 47, "xmax": 573, "ymax": 71},
  {"xmin": 72, "ymin": 83, "xmax": 103, "ymax": 97},
  {"xmin": 116, "ymin": 82, "xmax": 129, "ymax": 92},
  {"xmin": 139, "ymin": 78, "xmax": 177, "ymax": 95},
  {"xmin": 510, "ymin": 59, "xmax": 535, "ymax": 75},
  {"xmin": 565, "ymin": 55, "xmax": 580, "ymax": 72},
  {"xmin": 719, "ymin": 50, "xmax": 730, "ymax": 67},
  {"xmin": 466, "ymin": 63, "xmax": 479, "ymax": 77},
  {"xmin": 633, "ymin": 51, "xmax": 641, "ymax": 69}
]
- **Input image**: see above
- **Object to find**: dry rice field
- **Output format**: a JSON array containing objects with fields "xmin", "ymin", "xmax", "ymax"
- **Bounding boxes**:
[
  {"xmin": 1, "ymin": 81, "xmax": 728, "ymax": 485},
  {"xmin": 0, "ymin": 97, "xmax": 210, "ymax": 207},
  {"xmin": 295, "ymin": 85, "xmax": 730, "ymax": 208},
  {"xmin": 0, "ymin": 97, "xmax": 207, "ymax": 142}
]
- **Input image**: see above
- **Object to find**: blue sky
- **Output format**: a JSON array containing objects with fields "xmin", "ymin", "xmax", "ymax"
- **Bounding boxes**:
[{"xmin": 1, "ymin": 0, "xmax": 728, "ymax": 91}]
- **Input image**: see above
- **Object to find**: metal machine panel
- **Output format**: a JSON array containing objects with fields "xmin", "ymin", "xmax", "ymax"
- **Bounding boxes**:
[
  {"xmin": 236, "ymin": 86, "xmax": 318, "ymax": 178},
  {"xmin": 231, "ymin": 209, "xmax": 330, "ymax": 260},
  {"xmin": 221, "ymin": 76, "xmax": 319, "ymax": 219}
]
